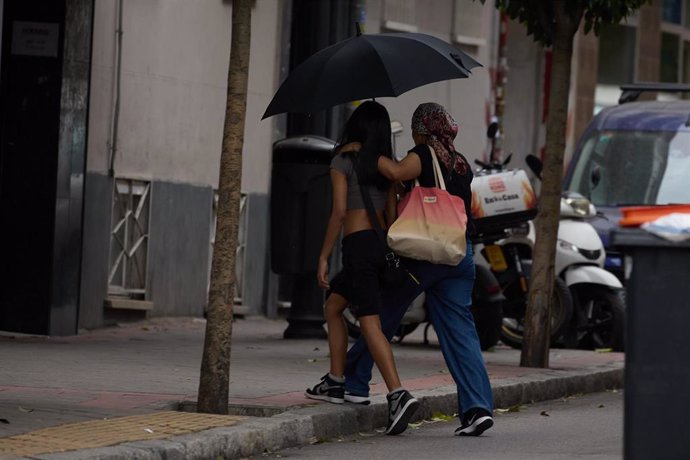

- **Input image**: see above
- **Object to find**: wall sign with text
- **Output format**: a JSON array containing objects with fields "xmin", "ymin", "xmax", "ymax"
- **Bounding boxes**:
[{"xmin": 11, "ymin": 21, "xmax": 60, "ymax": 58}]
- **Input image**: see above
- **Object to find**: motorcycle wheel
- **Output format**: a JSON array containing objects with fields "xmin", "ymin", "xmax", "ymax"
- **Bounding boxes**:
[
  {"xmin": 500, "ymin": 277, "xmax": 573, "ymax": 349},
  {"xmin": 471, "ymin": 301, "xmax": 503, "ymax": 351},
  {"xmin": 570, "ymin": 286, "xmax": 625, "ymax": 351}
]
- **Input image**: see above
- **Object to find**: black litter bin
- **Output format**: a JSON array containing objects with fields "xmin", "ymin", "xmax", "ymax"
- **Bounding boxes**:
[
  {"xmin": 271, "ymin": 135, "xmax": 335, "ymax": 338},
  {"xmin": 612, "ymin": 227, "xmax": 690, "ymax": 460}
]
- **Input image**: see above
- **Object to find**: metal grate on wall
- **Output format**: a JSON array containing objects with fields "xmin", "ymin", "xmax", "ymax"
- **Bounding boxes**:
[{"xmin": 106, "ymin": 178, "xmax": 151, "ymax": 309}]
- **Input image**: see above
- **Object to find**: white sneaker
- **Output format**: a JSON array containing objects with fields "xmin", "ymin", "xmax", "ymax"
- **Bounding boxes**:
[{"xmin": 344, "ymin": 391, "xmax": 371, "ymax": 405}]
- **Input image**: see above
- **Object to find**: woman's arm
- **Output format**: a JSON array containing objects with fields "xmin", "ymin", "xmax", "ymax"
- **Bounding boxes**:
[
  {"xmin": 317, "ymin": 169, "xmax": 348, "ymax": 289},
  {"xmin": 378, "ymin": 152, "xmax": 422, "ymax": 182},
  {"xmin": 335, "ymin": 141, "xmax": 361, "ymax": 155},
  {"xmin": 385, "ymin": 185, "xmax": 398, "ymax": 228}
]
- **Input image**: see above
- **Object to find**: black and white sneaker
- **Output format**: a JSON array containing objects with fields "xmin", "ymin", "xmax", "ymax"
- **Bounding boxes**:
[
  {"xmin": 305, "ymin": 374, "xmax": 344, "ymax": 404},
  {"xmin": 385, "ymin": 389, "xmax": 419, "ymax": 435},
  {"xmin": 344, "ymin": 391, "xmax": 371, "ymax": 405},
  {"xmin": 455, "ymin": 408, "xmax": 494, "ymax": 436}
]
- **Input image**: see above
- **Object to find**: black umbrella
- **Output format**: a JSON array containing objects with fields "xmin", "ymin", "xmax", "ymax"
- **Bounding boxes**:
[{"xmin": 262, "ymin": 31, "xmax": 481, "ymax": 119}]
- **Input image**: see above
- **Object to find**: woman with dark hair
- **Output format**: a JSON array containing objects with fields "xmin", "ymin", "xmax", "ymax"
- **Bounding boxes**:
[
  {"xmin": 305, "ymin": 101, "xmax": 419, "ymax": 436},
  {"xmin": 343, "ymin": 102, "xmax": 494, "ymax": 437}
]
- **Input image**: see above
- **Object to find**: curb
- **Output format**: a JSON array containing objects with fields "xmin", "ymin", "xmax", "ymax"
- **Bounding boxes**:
[{"xmin": 28, "ymin": 362, "xmax": 623, "ymax": 460}]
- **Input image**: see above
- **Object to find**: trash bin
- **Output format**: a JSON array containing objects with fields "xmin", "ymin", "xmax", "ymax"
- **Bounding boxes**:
[
  {"xmin": 611, "ymin": 228, "xmax": 690, "ymax": 460},
  {"xmin": 271, "ymin": 135, "xmax": 336, "ymax": 338}
]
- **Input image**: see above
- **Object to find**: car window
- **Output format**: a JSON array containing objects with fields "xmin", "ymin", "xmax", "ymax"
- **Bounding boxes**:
[
  {"xmin": 656, "ymin": 132, "xmax": 690, "ymax": 203},
  {"xmin": 569, "ymin": 129, "xmax": 690, "ymax": 206}
]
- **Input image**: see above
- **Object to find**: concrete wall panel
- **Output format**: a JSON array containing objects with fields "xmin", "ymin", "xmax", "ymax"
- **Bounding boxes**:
[
  {"xmin": 79, "ymin": 172, "xmax": 113, "ymax": 330},
  {"xmin": 147, "ymin": 181, "xmax": 213, "ymax": 317}
]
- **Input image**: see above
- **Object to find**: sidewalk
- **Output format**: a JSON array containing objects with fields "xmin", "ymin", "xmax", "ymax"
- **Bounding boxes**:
[{"xmin": 0, "ymin": 316, "xmax": 624, "ymax": 459}]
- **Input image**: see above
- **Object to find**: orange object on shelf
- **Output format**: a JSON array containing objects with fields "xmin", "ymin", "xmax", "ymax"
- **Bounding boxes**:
[{"xmin": 619, "ymin": 204, "xmax": 690, "ymax": 227}]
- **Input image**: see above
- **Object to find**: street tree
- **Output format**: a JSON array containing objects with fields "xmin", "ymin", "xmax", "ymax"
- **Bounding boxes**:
[
  {"xmin": 482, "ymin": 0, "xmax": 648, "ymax": 367},
  {"xmin": 197, "ymin": 0, "xmax": 252, "ymax": 414}
]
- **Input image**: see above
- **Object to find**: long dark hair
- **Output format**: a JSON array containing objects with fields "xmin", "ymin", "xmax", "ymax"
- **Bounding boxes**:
[{"xmin": 337, "ymin": 101, "xmax": 392, "ymax": 189}]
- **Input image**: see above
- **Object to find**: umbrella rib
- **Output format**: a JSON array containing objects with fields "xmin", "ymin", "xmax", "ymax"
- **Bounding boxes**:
[{"xmin": 363, "ymin": 37, "xmax": 398, "ymax": 97}]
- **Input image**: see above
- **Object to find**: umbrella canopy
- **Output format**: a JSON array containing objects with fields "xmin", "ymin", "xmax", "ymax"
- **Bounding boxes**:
[{"xmin": 262, "ymin": 32, "xmax": 482, "ymax": 119}]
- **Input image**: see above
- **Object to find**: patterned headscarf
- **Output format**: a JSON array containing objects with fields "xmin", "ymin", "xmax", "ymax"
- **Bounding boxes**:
[{"xmin": 411, "ymin": 103, "xmax": 467, "ymax": 174}]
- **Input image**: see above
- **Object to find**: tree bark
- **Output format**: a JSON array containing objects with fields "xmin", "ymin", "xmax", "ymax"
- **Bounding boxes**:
[
  {"xmin": 197, "ymin": 0, "xmax": 252, "ymax": 414},
  {"xmin": 520, "ymin": 1, "xmax": 581, "ymax": 368}
]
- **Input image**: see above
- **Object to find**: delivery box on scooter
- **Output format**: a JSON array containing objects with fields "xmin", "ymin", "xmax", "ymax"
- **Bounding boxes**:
[{"xmin": 471, "ymin": 169, "xmax": 538, "ymax": 235}]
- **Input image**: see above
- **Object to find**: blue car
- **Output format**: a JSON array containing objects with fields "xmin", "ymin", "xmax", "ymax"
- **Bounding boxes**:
[{"xmin": 563, "ymin": 83, "xmax": 690, "ymax": 281}]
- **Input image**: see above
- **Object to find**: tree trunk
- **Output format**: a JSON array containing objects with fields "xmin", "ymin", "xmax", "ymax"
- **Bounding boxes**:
[
  {"xmin": 197, "ymin": 0, "xmax": 252, "ymax": 414},
  {"xmin": 520, "ymin": 1, "xmax": 581, "ymax": 368}
]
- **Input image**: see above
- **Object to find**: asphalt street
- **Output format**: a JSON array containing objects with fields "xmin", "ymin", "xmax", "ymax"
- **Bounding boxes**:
[{"xmin": 260, "ymin": 390, "xmax": 623, "ymax": 460}]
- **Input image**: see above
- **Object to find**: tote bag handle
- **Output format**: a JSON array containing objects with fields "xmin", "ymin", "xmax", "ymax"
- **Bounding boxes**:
[{"xmin": 413, "ymin": 146, "xmax": 447, "ymax": 190}]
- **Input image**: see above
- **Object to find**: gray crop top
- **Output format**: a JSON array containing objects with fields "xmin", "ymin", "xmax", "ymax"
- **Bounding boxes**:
[{"xmin": 330, "ymin": 152, "xmax": 388, "ymax": 210}]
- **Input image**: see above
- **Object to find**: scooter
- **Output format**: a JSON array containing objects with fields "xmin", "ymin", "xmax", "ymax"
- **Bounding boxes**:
[
  {"xmin": 470, "ymin": 154, "xmax": 573, "ymax": 350},
  {"xmin": 343, "ymin": 263, "xmax": 505, "ymax": 351},
  {"xmin": 525, "ymin": 154, "xmax": 626, "ymax": 351}
]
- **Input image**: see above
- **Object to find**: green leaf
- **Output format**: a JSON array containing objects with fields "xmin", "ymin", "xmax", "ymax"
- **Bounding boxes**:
[
  {"xmin": 486, "ymin": 0, "xmax": 649, "ymax": 45},
  {"xmin": 430, "ymin": 411, "xmax": 454, "ymax": 422},
  {"xmin": 496, "ymin": 404, "xmax": 524, "ymax": 413},
  {"xmin": 595, "ymin": 347, "xmax": 613, "ymax": 353}
]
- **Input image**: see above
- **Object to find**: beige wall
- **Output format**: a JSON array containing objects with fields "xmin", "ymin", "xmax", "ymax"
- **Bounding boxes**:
[
  {"xmin": 88, "ymin": 0, "xmax": 283, "ymax": 194},
  {"xmin": 365, "ymin": 0, "xmax": 497, "ymax": 161},
  {"xmin": 87, "ymin": 0, "xmax": 495, "ymax": 191},
  {"xmin": 502, "ymin": 21, "xmax": 543, "ymax": 168}
]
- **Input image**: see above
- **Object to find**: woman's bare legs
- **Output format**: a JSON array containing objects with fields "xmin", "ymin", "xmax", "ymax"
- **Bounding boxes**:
[
  {"xmin": 324, "ymin": 293, "xmax": 349, "ymax": 377},
  {"xmin": 324, "ymin": 295, "xmax": 402, "ymax": 391},
  {"xmin": 359, "ymin": 314, "xmax": 402, "ymax": 391}
]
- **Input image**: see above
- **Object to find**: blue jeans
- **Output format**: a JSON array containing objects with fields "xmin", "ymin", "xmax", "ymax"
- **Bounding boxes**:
[{"xmin": 344, "ymin": 242, "xmax": 493, "ymax": 417}]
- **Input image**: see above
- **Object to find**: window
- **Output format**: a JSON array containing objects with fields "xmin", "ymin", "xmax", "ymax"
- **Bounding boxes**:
[
  {"xmin": 661, "ymin": 0, "xmax": 690, "ymax": 84},
  {"xmin": 595, "ymin": 25, "xmax": 636, "ymax": 110},
  {"xmin": 598, "ymin": 25, "xmax": 636, "ymax": 84},
  {"xmin": 662, "ymin": 32, "xmax": 681, "ymax": 82},
  {"xmin": 682, "ymin": 41, "xmax": 690, "ymax": 83},
  {"xmin": 569, "ymin": 130, "xmax": 690, "ymax": 206},
  {"xmin": 664, "ymin": 0, "xmax": 682, "ymax": 24}
]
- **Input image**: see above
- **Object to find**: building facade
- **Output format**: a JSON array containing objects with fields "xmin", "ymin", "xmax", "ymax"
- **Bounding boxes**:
[{"xmin": 4, "ymin": 0, "xmax": 671, "ymax": 335}]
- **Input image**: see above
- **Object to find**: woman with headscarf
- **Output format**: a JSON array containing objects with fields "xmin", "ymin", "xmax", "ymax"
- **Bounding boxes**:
[{"xmin": 342, "ymin": 102, "xmax": 494, "ymax": 437}]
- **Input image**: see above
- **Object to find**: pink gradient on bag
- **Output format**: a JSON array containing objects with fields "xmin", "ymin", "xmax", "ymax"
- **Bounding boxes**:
[{"xmin": 398, "ymin": 186, "xmax": 468, "ymax": 227}]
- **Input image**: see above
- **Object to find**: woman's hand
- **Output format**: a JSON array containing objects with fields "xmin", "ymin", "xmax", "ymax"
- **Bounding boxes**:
[
  {"xmin": 378, "ymin": 153, "xmax": 421, "ymax": 181},
  {"xmin": 317, "ymin": 257, "xmax": 330, "ymax": 290}
]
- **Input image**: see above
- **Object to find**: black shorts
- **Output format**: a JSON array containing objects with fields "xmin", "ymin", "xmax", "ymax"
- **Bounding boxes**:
[{"xmin": 328, "ymin": 230, "xmax": 385, "ymax": 318}]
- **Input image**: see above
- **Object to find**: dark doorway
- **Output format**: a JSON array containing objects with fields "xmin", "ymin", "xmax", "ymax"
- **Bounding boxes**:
[{"xmin": 0, "ymin": 0, "xmax": 92, "ymax": 335}]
